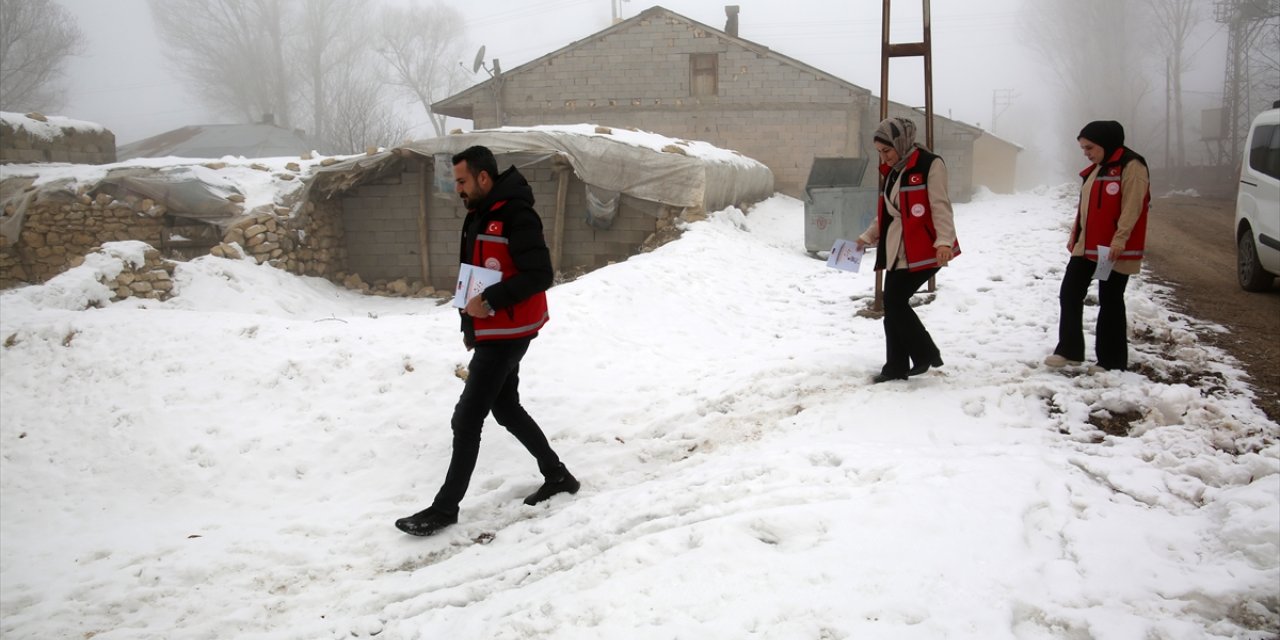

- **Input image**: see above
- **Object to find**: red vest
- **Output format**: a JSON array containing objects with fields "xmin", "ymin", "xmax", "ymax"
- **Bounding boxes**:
[
  {"xmin": 1075, "ymin": 148, "xmax": 1149, "ymax": 261},
  {"xmin": 876, "ymin": 148, "xmax": 961, "ymax": 272},
  {"xmin": 469, "ymin": 202, "xmax": 549, "ymax": 342}
]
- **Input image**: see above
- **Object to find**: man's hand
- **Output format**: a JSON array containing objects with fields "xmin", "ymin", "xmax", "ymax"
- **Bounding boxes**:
[{"xmin": 464, "ymin": 294, "xmax": 494, "ymax": 318}]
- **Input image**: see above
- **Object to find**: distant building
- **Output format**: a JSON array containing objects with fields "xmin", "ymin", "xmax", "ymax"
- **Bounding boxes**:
[
  {"xmin": 433, "ymin": 5, "xmax": 985, "ymax": 200},
  {"xmin": 117, "ymin": 116, "xmax": 311, "ymax": 160},
  {"xmin": 971, "ymin": 132, "xmax": 1022, "ymax": 194}
]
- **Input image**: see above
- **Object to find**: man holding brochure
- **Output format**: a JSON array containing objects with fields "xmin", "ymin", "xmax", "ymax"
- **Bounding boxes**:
[
  {"xmin": 1045, "ymin": 121, "xmax": 1150, "ymax": 373},
  {"xmin": 396, "ymin": 146, "xmax": 579, "ymax": 537}
]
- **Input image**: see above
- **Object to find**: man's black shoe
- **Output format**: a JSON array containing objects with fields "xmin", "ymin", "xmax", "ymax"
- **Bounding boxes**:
[
  {"xmin": 394, "ymin": 507, "xmax": 457, "ymax": 536},
  {"xmin": 524, "ymin": 468, "xmax": 580, "ymax": 506},
  {"xmin": 907, "ymin": 355, "xmax": 944, "ymax": 377},
  {"xmin": 872, "ymin": 372, "xmax": 908, "ymax": 384}
]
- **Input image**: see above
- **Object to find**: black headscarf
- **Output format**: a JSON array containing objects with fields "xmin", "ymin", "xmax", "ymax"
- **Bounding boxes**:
[{"xmin": 1078, "ymin": 120, "xmax": 1125, "ymax": 158}]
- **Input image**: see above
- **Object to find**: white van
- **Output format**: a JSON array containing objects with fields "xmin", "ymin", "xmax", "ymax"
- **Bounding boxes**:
[{"xmin": 1236, "ymin": 102, "xmax": 1280, "ymax": 291}]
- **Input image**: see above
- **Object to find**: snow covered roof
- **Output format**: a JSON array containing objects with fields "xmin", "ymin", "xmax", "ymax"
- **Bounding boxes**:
[
  {"xmin": 116, "ymin": 123, "xmax": 315, "ymax": 161},
  {"xmin": 0, "ymin": 111, "xmax": 108, "ymax": 141}
]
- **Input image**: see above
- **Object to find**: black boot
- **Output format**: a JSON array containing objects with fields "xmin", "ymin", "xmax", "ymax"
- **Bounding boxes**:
[
  {"xmin": 907, "ymin": 354, "xmax": 944, "ymax": 377},
  {"xmin": 394, "ymin": 507, "xmax": 457, "ymax": 536},
  {"xmin": 524, "ymin": 466, "xmax": 580, "ymax": 506}
]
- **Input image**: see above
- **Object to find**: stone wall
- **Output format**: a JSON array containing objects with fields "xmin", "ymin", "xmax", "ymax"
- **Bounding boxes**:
[
  {"xmin": 0, "ymin": 189, "xmax": 164, "ymax": 287},
  {"xmin": 0, "ymin": 113, "xmax": 116, "ymax": 165}
]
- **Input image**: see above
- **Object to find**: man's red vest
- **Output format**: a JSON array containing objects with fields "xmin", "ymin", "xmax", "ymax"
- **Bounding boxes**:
[
  {"xmin": 1074, "ymin": 147, "xmax": 1149, "ymax": 261},
  {"xmin": 470, "ymin": 201, "xmax": 549, "ymax": 342},
  {"xmin": 876, "ymin": 148, "xmax": 961, "ymax": 272}
]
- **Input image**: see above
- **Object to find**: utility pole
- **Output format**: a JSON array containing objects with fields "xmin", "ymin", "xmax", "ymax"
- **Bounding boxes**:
[{"xmin": 990, "ymin": 89, "xmax": 1015, "ymax": 134}]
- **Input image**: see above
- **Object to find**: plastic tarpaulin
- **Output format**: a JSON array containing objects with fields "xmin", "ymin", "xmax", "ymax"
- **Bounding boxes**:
[{"xmin": 311, "ymin": 127, "xmax": 775, "ymax": 214}]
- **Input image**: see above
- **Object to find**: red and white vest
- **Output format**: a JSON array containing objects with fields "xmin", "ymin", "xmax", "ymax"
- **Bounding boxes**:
[
  {"xmin": 1074, "ymin": 147, "xmax": 1149, "ymax": 261},
  {"xmin": 469, "ymin": 203, "xmax": 549, "ymax": 342},
  {"xmin": 876, "ymin": 148, "xmax": 961, "ymax": 272}
]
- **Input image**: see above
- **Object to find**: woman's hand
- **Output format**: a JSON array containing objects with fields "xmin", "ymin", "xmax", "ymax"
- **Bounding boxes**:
[{"xmin": 936, "ymin": 245, "xmax": 953, "ymax": 267}]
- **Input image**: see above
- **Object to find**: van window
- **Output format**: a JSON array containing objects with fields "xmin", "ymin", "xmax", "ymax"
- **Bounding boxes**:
[{"xmin": 1248, "ymin": 124, "xmax": 1280, "ymax": 180}]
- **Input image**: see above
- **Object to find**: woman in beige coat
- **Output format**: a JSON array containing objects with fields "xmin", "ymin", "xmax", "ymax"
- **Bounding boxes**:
[
  {"xmin": 1046, "ymin": 120, "xmax": 1149, "ymax": 372},
  {"xmin": 857, "ymin": 117, "xmax": 960, "ymax": 383}
]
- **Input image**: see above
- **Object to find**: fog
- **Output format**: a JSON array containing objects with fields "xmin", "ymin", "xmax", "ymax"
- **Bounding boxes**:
[{"xmin": 51, "ymin": 0, "xmax": 1242, "ymax": 188}]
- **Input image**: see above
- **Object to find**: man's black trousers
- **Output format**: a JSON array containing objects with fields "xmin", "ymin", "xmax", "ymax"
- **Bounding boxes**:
[{"xmin": 431, "ymin": 339, "xmax": 562, "ymax": 515}]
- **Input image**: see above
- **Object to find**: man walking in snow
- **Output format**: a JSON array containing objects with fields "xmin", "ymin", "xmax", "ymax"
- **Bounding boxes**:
[{"xmin": 395, "ymin": 145, "xmax": 579, "ymax": 537}]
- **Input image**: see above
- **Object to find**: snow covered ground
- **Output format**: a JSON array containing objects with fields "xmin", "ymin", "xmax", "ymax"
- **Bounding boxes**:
[{"xmin": 1, "ymin": 187, "xmax": 1276, "ymax": 639}]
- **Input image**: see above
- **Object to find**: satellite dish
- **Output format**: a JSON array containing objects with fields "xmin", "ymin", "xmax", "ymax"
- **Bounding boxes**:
[{"xmin": 472, "ymin": 46, "xmax": 486, "ymax": 74}]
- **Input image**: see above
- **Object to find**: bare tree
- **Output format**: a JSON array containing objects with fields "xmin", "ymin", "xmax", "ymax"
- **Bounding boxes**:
[
  {"xmin": 376, "ymin": 3, "xmax": 470, "ymax": 138},
  {"xmin": 324, "ymin": 66, "xmax": 410, "ymax": 154},
  {"xmin": 0, "ymin": 0, "xmax": 83, "ymax": 112},
  {"xmin": 148, "ymin": 0, "xmax": 295, "ymax": 128},
  {"xmin": 1146, "ymin": 0, "xmax": 1204, "ymax": 172},
  {"xmin": 1020, "ymin": 1, "xmax": 1156, "ymax": 154}
]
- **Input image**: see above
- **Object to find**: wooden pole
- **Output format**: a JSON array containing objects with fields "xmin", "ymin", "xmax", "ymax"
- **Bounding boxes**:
[
  {"xmin": 417, "ymin": 159, "xmax": 432, "ymax": 288},
  {"xmin": 552, "ymin": 164, "xmax": 568, "ymax": 274}
]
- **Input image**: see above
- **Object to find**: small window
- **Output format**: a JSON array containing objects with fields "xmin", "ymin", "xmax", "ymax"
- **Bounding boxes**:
[
  {"xmin": 1248, "ymin": 124, "xmax": 1280, "ymax": 180},
  {"xmin": 690, "ymin": 53, "xmax": 718, "ymax": 97}
]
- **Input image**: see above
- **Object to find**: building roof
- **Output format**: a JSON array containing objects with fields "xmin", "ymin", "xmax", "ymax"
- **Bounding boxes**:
[
  {"xmin": 117, "ymin": 123, "xmax": 312, "ymax": 161},
  {"xmin": 433, "ymin": 5, "xmax": 873, "ymax": 120}
]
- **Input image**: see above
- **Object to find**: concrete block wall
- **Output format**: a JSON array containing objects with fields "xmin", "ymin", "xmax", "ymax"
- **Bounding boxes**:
[
  {"xmin": 469, "ymin": 12, "xmax": 870, "ymax": 197},
  {"xmin": 340, "ymin": 161, "xmax": 423, "ymax": 282},
  {"xmin": 343, "ymin": 158, "xmax": 661, "ymax": 292}
]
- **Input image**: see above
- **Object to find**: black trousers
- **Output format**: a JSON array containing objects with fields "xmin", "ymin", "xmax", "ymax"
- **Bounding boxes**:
[
  {"xmin": 881, "ymin": 267, "xmax": 942, "ymax": 377},
  {"xmin": 431, "ymin": 339, "xmax": 562, "ymax": 515},
  {"xmin": 1054, "ymin": 256, "xmax": 1131, "ymax": 370}
]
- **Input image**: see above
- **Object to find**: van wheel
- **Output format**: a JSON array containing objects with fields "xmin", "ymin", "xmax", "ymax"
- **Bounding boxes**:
[{"xmin": 1238, "ymin": 232, "xmax": 1272, "ymax": 291}]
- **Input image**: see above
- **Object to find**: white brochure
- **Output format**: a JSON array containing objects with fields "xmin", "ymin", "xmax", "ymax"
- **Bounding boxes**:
[
  {"xmin": 1093, "ymin": 245, "xmax": 1114, "ymax": 281},
  {"xmin": 826, "ymin": 238, "xmax": 866, "ymax": 273},
  {"xmin": 452, "ymin": 263, "xmax": 503, "ymax": 308}
]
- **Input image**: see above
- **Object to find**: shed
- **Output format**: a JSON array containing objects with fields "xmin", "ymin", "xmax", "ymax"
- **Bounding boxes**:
[{"xmin": 305, "ymin": 125, "xmax": 774, "ymax": 291}]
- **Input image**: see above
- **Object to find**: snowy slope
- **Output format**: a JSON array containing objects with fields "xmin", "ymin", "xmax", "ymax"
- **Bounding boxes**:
[{"xmin": 0, "ymin": 188, "xmax": 1276, "ymax": 639}]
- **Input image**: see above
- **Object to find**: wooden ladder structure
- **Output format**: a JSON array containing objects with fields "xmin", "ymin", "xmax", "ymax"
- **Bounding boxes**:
[{"xmin": 872, "ymin": 0, "xmax": 935, "ymax": 313}]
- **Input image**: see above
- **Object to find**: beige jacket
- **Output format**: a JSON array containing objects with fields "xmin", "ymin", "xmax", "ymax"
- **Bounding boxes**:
[
  {"xmin": 1072, "ymin": 158, "xmax": 1149, "ymax": 276},
  {"xmin": 858, "ymin": 159, "xmax": 957, "ymax": 270}
]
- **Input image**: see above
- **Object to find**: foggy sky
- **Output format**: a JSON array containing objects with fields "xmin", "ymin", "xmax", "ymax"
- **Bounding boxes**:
[{"xmin": 52, "ymin": 0, "xmax": 1233, "ymax": 186}]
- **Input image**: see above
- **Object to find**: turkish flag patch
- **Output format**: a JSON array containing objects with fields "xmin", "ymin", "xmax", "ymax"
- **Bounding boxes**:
[
  {"xmin": 909, "ymin": 174, "xmax": 923, "ymax": 185},
  {"xmin": 486, "ymin": 221, "xmax": 503, "ymax": 234},
  {"xmin": 1108, "ymin": 167, "xmax": 1121, "ymax": 176}
]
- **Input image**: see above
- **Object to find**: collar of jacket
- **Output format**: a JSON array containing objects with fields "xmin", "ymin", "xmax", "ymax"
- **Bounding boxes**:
[
  {"xmin": 1080, "ymin": 146, "xmax": 1128, "ymax": 178},
  {"xmin": 879, "ymin": 147, "xmax": 923, "ymax": 177}
]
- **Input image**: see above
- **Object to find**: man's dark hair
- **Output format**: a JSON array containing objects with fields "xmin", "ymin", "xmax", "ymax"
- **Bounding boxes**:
[{"xmin": 452, "ymin": 146, "xmax": 500, "ymax": 182}]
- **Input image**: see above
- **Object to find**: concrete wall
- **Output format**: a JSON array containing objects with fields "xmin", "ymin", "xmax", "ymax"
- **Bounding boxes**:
[
  {"xmin": 972, "ymin": 134, "xmax": 1020, "ymax": 194},
  {"xmin": 469, "ymin": 12, "xmax": 869, "ymax": 196},
  {"xmin": 0, "ymin": 120, "xmax": 116, "ymax": 165},
  {"xmin": 340, "ymin": 161, "xmax": 424, "ymax": 283}
]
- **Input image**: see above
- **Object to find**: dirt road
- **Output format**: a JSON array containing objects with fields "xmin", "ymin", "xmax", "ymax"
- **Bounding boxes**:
[{"xmin": 1143, "ymin": 194, "xmax": 1280, "ymax": 422}]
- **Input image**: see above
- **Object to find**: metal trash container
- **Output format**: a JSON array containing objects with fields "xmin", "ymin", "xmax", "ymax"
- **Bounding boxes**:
[{"xmin": 804, "ymin": 157, "xmax": 876, "ymax": 255}]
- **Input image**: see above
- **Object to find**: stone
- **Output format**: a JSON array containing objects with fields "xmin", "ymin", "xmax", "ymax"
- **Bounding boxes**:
[
  {"xmin": 388, "ymin": 278, "xmax": 409, "ymax": 294},
  {"xmin": 319, "ymin": 158, "xmax": 338, "ymax": 167},
  {"xmin": 115, "ymin": 286, "xmax": 132, "ymax": 299},
  {"xmin": 129, "ymin": 281, "xmax": 153, "ymax": 293},
  {"xmin": 117, "ymin": 272, "xmax": 137, "ymax": 285},
  {"xmin": 343, "ymin": 273, "xmax": 364, "ymax": 289},
  {"xmin": 243, "ymin": 224, "xmax": 267, "ymax": 238},
  {"xmin": 285, "ymin": 162, "xmax": 301, "ymax": 172},
  {"xmin": 250, "ymin": 163, "xmax": 269, "ymax": 172},
  {"xmin": 226, "ymin": 194, "xmax": 246, "ymax": 203}
]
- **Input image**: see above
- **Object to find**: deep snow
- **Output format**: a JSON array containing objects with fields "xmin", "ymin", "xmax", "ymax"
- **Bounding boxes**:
[{"xmin": 1, "ymin": 188, "xmax": 1276, "ymax": 639}]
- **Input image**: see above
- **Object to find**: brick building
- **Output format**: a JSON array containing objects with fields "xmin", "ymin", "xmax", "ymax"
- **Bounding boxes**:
[{"xmin": 433, "ymin": 5, "xmax": 983, "ymax": 201}]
